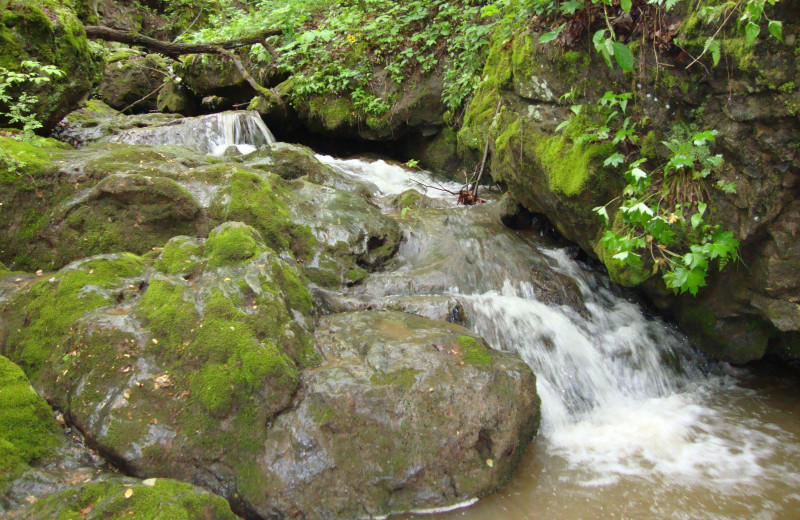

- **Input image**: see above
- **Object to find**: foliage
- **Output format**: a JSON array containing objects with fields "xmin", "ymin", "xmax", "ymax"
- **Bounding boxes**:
[
  {"xmin": 534, "ymin": 0, "xmax": 786, "ymax": 72},
  {"xmin": 185, "ymin": 0, "xmax": 505, "ymax": 114},
  {"xmin": 0, "ymin": 61, "xmax": 64, "ymax": 139},
  {"xmin": 0, "ymin": 61, "xmax": 63, "ymax": 180},
  {"xmin": 558, "ymin": 92, "xmax": 739, "ymax": 296}
]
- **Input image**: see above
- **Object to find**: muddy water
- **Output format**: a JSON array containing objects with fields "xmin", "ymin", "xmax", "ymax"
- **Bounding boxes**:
[{"xmin": 318, "ymin": 156, "xmax": 800, "ymax": 520}]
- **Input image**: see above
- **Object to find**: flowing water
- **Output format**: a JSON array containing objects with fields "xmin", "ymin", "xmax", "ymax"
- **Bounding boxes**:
[
  {"xmin": 109, "ymin": 110, "xmax": 275, "ymax": 155},
  {"xmin": 317, "ymin": 155, "xmax": 800, "ymax": 520}
]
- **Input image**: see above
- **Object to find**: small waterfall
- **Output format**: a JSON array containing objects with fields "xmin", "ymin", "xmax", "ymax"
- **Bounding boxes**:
[
  {"xmin": 320, "ymin": 157, "xmax": 800, "ymax": 519},
  {"xmin": 109, "ymin": 110, "xmax": 275, "ymax": 155}
]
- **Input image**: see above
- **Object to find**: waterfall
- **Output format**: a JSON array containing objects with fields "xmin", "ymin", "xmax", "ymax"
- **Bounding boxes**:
[
  {"xmin": 108, "ymin": 110, "xmax": 275, "ymax": 155},
  {"xmin": 318, "ymin": 156, "xmax": 800, "ymax": 519}
]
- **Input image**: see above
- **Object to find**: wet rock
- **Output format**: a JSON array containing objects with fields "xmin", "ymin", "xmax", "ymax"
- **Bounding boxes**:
[
  {"xmin": 497, "ymin": 192, "xmax": 534, "ymax": 230},
  {"xmin": 280, "ymin": 178, "xmax": 403, "ymax": 285},
  {"xmin": 243, "ymin": 142, "xmax": 330, "ymax": 180},
  {"xmin": 245, "ymin": 311, "xmax": 539, "ymax": 518},
  {"xmin": 156, "ymin": 81, "xmax": 195, "ymax": 114},
  {"xmin": 56, "ymin": 100, "xmax": 183, "ymax": 146}
]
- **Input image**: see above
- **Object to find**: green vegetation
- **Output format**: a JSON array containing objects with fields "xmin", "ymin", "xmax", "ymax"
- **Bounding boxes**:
[
  {"xmin": 556, "ymin": 91, "xmax": 739, "ymax": 296},
  {"xmin": 26, "ymin": 477, "xmax": 239, "ymax": 519},
  {"xmin": 0, "ymin": 355, "xmax": 61, "ymax": 487}
]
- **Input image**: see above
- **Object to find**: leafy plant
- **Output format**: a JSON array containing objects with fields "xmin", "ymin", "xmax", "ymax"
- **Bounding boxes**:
[
  {"xmin": 556, "ymin": 92, "xmax": 739, "ymax": 296},
  {"xmin": 0, "ymin": 61, "xmax": 64, "ymax": 140}
]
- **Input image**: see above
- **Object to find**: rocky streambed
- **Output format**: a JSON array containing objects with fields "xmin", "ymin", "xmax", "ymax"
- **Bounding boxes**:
[
  {"xmin": 0, "ymin": 106, "xmax": 539, "ymax": 519},
  {"xmin": 2, "ymin": 105, "xmax": 799, "ymax": 520}
]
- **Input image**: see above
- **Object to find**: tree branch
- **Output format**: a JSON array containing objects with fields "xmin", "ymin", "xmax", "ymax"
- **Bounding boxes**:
[{"xmin": 84, "ymin": 25, "xmax": 282, "ymax": 58}]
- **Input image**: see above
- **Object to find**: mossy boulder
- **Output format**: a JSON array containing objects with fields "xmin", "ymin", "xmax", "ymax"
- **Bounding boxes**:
[
  {"xmin": 13, "ymin": 476, "xmax": 241, "ymax": 519},
  {"xmin": 0, "ymin": 356, "xmax": 61, "ymax": 488},
  {"xmin": 279, "ymin": 178, "xmax": 403, "ymax": 286},
  {"xmin": 57, "ymin": 100, "xmax": 184, "ymax": 145},
  {"xmin": 242, "ymin": 141, "xmax": 330, "ymax": 180},
  {"xmin": 0, "ymin": 225, "xmax": 315, "ymax": 514},
  {"xmin": 0, "ymin": 0, "xmax": 103, "ymax": 132},
  {"xmin": 245, "ymin": 311, "xmax": 539, "ymax": 518},
  {"xmin": 96, "ymin": 51, "xmax": 170, "ymax": 113}
]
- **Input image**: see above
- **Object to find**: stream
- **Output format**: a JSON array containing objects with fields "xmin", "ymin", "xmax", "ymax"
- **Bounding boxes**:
[
  {"xmin": 63, "ymin": 111, "xmax": 800, "ymax": 519},
  {"xmin": 315, "ymin": 156, "xmax": 800, "ymax": 520}
]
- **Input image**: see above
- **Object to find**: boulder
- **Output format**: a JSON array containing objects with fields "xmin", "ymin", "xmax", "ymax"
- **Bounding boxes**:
[
  {"xmin": 0, "ymin": 0, "xmax": 103, "ymax": 132},
  {"xmin": 246, "ymin": 311, "xmax": 540, "ymax": 518},
  {"xmin": 96, "ymin": 51, "xmax": 170, "ymax": 113}
]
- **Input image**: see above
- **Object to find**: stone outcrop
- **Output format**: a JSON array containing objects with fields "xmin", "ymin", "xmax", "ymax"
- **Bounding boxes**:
[{"xmin": 458, "ymin": 6, "xmax": 800, "ymax": 364}]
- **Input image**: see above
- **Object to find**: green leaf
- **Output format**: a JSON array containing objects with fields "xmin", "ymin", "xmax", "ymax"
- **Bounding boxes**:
[
  {"xmin": 768, "ymin": 20, "xmax": 784, "ymax": 42},
  {"xmin": 604, "ymin": 153, "xmax": 626, "ymax": 167},
  {"xmin": 593, "ymin": 206, "xmax": 610, "ymax": 225},
  {"xmin": 697, "ymin": 201, "xmax": 707, "ymax": 216},
  {"xmin": 691, "ymin": 212, "xmax": 703, "ymax": 229},
  {"xmin": 621, "ymin": 0, "xmax": 632, "ymax": 12},
  {"xmin": 555, "ymin": 120, "xmax": 570, "ymax": 132},
  {"xmin": 539, "ymin": 23, "xmax": 566, "ymax": 45},
  {"xmin": 630, "ymin": 167, "xmax": 648, "ymax": 181},
  {"xmin": 745, "ymin": 22, "xmax": 760, "ymax": 46},
  {"xmin": 613, "ymin": 42, "xmax": 634, "ymax": 72}
]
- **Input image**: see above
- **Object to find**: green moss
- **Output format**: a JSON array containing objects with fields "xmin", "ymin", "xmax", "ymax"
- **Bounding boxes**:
[
  {"xmin": 156, "ymin": 236, "xmax": 204, "ymax": 275},
  {"xmin": 27, "ymin": 477, "xmax": 239, "ymax": 519},
  {"xmin": 456, "ymin": 336, "xmax": 492, "ymax": 366},
  {"xmin": 533, "ymin": 134, "xmax": 614, "ymax": 196},
  {"xmin": 370, "ymin": 368, "xmax": 420, "ymax": 389},
  {"xmin": 136, "ymin": 278, "xmax": 199, "ymax": 352},
  {"xmin": 204, "ymin": 222, "xmax": 262, "ymax": 268},
  {"xmin": 396, "ymin": 189, "xmax": 422, "ymax": 209},
  {"xmin": 0, "ymin": 355, "xmax": 60, "ymax": 487},
  {"xmin": 0, "ymin": 135, "xmax": 66, "ymax": 185},
  {"xmin": 3, "ymin": 254, "xmax": 145, "ymax": 378},
  {"xmin": 308, "ymin": 96, "xmax": 356, "ymax": 131}
]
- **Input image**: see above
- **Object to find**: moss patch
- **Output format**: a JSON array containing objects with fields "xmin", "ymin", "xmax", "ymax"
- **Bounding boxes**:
[
  {"xmin": 456, "ymin": 336, "xmax": 492, "ymax": 367},
  {"xmin": 2, "ymin": 253, "xmax": 145, "ymax": 378},
  {"xmin": 26, "ymin": 477, "xmax": 239, "ymax": 519},
  {"xmin": 204, "ymin": 222, "xmax": 262, "ymax": 268},
  {"xmin": 0, "ymin": 355, "xmax": 61, "ymax": 487}
]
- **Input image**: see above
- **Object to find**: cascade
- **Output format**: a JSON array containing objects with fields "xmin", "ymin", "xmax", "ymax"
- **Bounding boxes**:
[
  {"xmin": 316, "ymin": 156, "xmax": 800, "ymax": 520},
  {"xmin": 109, "ymin": 110, "xmax": 275, "ymax": 155}
]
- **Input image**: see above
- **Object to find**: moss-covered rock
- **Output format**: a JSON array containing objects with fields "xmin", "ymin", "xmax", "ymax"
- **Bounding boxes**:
[
  {"xmin": 246, "ymin": 311, "xmax": 539, "ymax": 519},
  {"xmin": 0, "ymin": 0, "xmax": 103, "ymax": 132},
  {"xmin": 0, "ymin": 356, "xmax": 61, "ymax": 488},
  {"xmin": 97, "ymin": 51, "xmax": 170, "ymax": 113},
  {"xmin": 17, "ymin": 476, "xmax": 240, "ymax": 519},
  {"xmin": 0, "ymin": 224, "xmax": 315, "ymax": 513}
]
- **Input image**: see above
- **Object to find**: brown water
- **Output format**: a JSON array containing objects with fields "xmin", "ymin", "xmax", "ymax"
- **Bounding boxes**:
[
  {"xmin": 399, "ymin": 364, "xmax": 800, "ymax": 520},
  {"xmin": 318, "ymin": 156, "xmax": 800, "ymax": 520}
]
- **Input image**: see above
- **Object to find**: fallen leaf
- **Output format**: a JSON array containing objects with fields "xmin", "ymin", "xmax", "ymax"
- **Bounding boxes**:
[
  {"xmin": 486, "ymin": 459, "xmax": 493, "ymax": 468},
  {"xmin": 124, "ymin": 488, "xmax": 133, "ymax": 499},
  {"xmin": 142, "ymin": 478, "xmax": 157, "ymax": 487}
]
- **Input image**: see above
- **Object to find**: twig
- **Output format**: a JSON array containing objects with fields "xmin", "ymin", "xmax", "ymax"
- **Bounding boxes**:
[
  {"xmin": 471, "ymin": 98, "xmax": 503, "ymax": 198},
  {"xmin": 409, "ymin": 178, "xmax": 459, "ymax": 196},
  {"xmin": 119, "ymin": 83, "xmax": 166, "ymax": 114},
  {"xmin": 686, "ymin": 0, "xmax": 740, "ymax": 70},
  {"xmin": 173, "ymin": 7, "xmax": 204, "ymax": 43}
]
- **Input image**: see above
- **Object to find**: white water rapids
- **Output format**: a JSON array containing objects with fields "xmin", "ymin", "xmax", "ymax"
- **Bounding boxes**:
[{"xmin": 317, "ymin": 155, "xmax": 800, "ymax": 520}]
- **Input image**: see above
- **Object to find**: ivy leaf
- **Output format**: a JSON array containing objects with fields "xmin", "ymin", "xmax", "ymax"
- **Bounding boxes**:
[
  {"xmin": 630, "ymin": 167, "xmax": 648, "ymax": 181},
  {"xmin": 621, "ymin": 0, "xmax": 632, "ymax": 12},
  {"xmin": 539, "ymin": 23, "xmax": 566, "ymax": 45},
  {"xmin": 768, "ymin": 20, "xmax": 784, "ymax": 42},
  {"xmin": 612, "ymin": 42, "xmax": 634, "ymax": 72},
  {"xmin": 560, "ymin": 0, "xmax": 582, "ymax": 15},
  {"xmin": 691, "ymin": 212, "xmax": 704, "ymax": 229},
  {"xmin": 745, "ymin": 22, "xmax": 760, "ymax": 46},
  {"xmin": 692, "ymin": 130, "xmax": 717, "ymax": 146},
  {"xmin": 604, "ymin": 152, "xmax": 626, "ymax": 167},
  {"xmin": 593, "ymin": 205, "xmax": 610, "ymax": 225}
]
